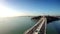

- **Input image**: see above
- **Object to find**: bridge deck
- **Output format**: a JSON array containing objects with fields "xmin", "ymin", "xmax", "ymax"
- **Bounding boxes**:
[
  {"xmin": 24, "ymin": 17, "xmax": 47, "ymax": 34},
  {"xmin": 33, "ymin": 18, "xmax": 47, "ymax": 34}
]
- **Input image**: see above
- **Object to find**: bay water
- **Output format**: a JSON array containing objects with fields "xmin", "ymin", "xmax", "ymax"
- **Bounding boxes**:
[
  {"xmin": 0, "ymin": 16, "xmax": 60, "ymax": 34},
  {"xmin": 47, "ymin": 20, "xmax": 60, "ymax": 34}
]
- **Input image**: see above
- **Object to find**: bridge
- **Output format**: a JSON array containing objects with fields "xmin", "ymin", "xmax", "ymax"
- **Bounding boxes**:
[{"xmin": 24, "ymin": 16, "xmax": 60, "ymax": 34}]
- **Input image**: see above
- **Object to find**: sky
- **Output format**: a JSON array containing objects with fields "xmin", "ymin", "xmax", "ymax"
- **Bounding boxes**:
[{"xmin": 0, "ymin": 0, "xmax": 60, "ymax": 17}]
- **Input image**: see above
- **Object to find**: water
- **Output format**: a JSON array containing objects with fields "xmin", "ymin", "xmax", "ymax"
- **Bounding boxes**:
[
  {"xmin": 0, "ymin": 17, "xmax": 36, "ymax": 34},
  {"xmin": 47, "ymin": 20, "xmax": 60, "ymax": 34},
  {"xmin": 0, "ymin": 17, "xmax": 60, "ymax": 34}
]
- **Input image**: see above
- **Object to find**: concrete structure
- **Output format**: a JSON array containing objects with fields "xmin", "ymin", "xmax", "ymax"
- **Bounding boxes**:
[{"xmin": 24, "ymin": 16, "xmax": 60, "ymax": 34}]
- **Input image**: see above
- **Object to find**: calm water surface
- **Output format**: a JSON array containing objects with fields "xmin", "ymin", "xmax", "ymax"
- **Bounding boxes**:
[
  {"xmin": 0, "ymin": 17, "xmax": 36, "ymax": 34},
  {"xmin": 47, "ymin": 20, "xmax": 60, "ymax": 34},
  {"xmin": 0, "ymin": 17, "xmax": 60, "ymax": 34}
]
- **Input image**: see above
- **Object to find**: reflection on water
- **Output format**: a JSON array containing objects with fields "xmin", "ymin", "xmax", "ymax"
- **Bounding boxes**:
[{"xmin": 47, "ymin": 20, "xmax": 60, "ymax": 34}]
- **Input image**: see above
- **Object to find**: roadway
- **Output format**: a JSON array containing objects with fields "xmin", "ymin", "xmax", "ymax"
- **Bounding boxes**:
[{"xmin": 24, "ymin": 17, "xmax": 47, "ymax": 34}]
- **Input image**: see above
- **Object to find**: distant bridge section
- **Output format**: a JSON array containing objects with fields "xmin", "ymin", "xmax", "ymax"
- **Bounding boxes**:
[{"xmin": 32, "ymin": 16, "xmax": 60, "ymax": 23}]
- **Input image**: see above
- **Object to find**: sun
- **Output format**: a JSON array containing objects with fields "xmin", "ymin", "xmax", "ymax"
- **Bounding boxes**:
[
  {"xmin": 0, "ymin": 1, "xmax": 29, "ymax": 18},
  {"xmin": 0, "ymin": 4, "xmax": 21, "ymax": 17}
]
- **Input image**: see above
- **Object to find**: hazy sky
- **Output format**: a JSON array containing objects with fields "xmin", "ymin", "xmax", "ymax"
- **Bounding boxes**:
[{"xmin": 0, "ymin": 0, "xmax": 60, "ymax": 17}]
